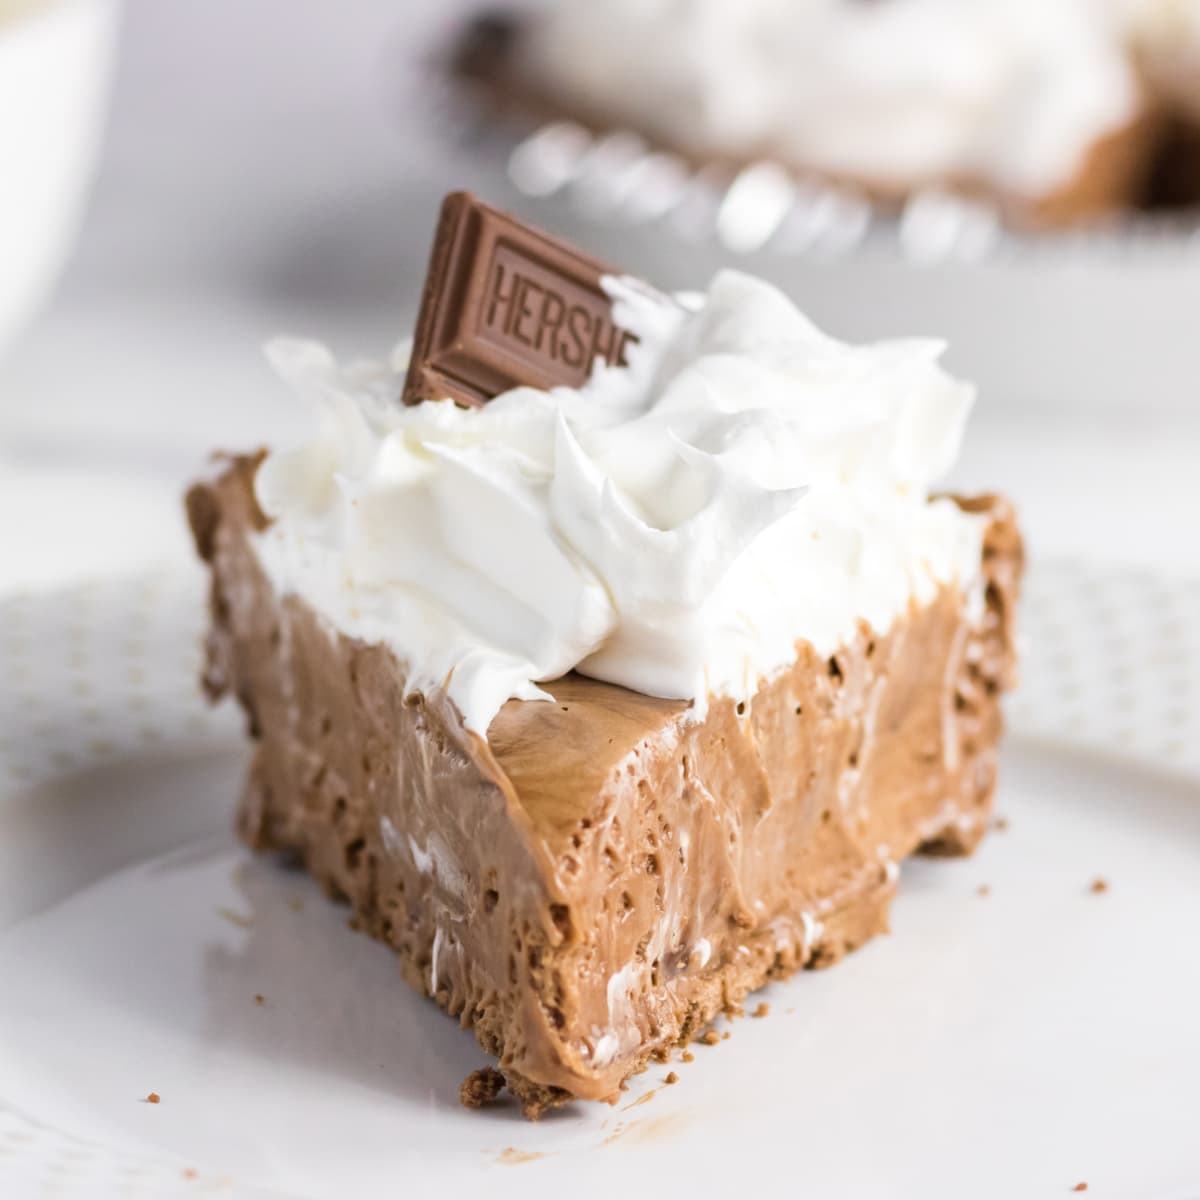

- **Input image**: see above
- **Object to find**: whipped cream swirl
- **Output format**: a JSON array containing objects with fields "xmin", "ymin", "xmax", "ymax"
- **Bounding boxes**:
[{"xmin": 253, "ymin": 270, "xmax": 986, "ymax": 735}]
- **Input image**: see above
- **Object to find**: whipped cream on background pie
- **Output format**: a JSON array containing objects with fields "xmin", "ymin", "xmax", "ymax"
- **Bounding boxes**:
[
  {"xmin": 513, "ymin": 0, "xmax": 1138, "ymax": 204},
  {"xmin": 460, "ymin": 0, "xmax": 1200, "ymax": 223}
]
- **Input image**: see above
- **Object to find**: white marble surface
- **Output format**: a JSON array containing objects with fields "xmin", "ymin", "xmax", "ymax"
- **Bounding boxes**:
[{"xmin": 0, "ymin": 0, "xmax": 1197, "ymax": 594}]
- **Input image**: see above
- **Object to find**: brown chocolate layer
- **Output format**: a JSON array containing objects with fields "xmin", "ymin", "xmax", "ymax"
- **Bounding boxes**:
[{"xmin": 188, "ymin": 457, "xmax": 1021, "ymax": 1116}]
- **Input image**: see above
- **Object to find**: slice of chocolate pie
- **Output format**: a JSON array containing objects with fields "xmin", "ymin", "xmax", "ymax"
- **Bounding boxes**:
[{"xmin": 187, "ymin": 194, "xmax": 1022, "ymax": 1117}]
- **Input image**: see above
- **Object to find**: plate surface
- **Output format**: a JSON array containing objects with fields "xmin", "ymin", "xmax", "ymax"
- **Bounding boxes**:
[{"xmin": 1, "ymin": 566, "xmax": 1198, "ymax": 1200}]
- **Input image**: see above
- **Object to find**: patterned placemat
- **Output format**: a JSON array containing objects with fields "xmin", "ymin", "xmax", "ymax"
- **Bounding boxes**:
[{"xmin": 1008, "ymin": 559, "xmax": 1200, "ymax": 782}]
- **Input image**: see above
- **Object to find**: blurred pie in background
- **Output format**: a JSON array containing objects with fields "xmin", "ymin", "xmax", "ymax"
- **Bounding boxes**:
[{"xmin": 454, "ymin": 0, "xmax": 1200, "ymax": 228}]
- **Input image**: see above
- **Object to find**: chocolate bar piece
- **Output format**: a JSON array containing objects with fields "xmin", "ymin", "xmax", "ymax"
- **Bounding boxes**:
[{"xmin": 401, "ymin": 192, "xmax": 637, "ymax": 407}]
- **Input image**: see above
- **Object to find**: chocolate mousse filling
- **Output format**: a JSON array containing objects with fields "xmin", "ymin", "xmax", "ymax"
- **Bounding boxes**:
[{"xmin": 187, "ymin": 456, "xmax": 1022, "ymax": 1118}]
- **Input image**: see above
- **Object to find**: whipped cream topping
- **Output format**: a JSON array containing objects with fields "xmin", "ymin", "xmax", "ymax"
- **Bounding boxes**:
[
  {"xmin": 516, "ymin": 0, "xmax": 1139, "ymax": 200},
  {"xmin": 252, "ymin": 270, "xmax": 986, "ymax": 736}
]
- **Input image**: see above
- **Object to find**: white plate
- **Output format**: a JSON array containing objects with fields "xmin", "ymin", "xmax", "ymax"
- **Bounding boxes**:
[{"xmin": 1, "ymin": 565, "xmax": 1198, "ymax": 1200}]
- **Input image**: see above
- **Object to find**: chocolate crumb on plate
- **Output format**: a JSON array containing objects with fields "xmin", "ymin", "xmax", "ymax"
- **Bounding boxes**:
[
  {"xmin": 253, "ymin": 993, "xmax": 265, "ymax": 1005},
  {"xmin": 497, "ymin": 1147, "xmax": 546, "ymax": 1165},
  {"xmin": 621, "ymin": 1088, "xmax": 658, "ymax": 1112},
  {"xmin": 460, "ymin": 1066, "xmax": 507, "ymax": 1109},
  {"xmin": 216, "ymin": 906, "xmax": 253, "ymax": 929}
]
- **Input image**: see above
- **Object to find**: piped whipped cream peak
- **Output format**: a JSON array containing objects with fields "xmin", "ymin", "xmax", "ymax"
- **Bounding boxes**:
[
  {"xmin": 515, "ymin": 0, "xmax": 1139, "ymax": 199},
  {"xmin": 252, "ymin": 269, "xmax": 986, "ymax": 736}
]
